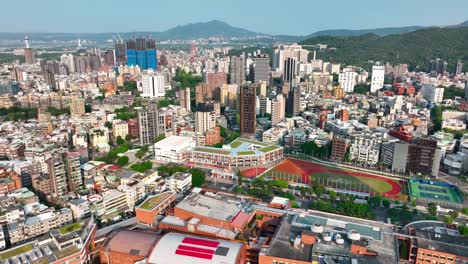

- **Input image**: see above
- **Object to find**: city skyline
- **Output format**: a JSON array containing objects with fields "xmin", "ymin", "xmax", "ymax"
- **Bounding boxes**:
[{"xmin": 1, "ymin": 0, "xmax": 467, "ymax": 35}]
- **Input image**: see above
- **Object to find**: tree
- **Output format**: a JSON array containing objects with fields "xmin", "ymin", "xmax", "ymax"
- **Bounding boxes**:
[
  {"xmin": 313, "ymin": 185, "xmax": 325, "ymax": 197},
  {"xmin": 116, "ymin": 136, "xmax": 125, "ymax": 145},
  {"xmin": 443, "ymin": 216, "xmax": 454, "ymax": 224},
  {"xmin": 104, "ymin": 121, "xmax": 113, "ymax": 130},
  {"xmin": 427, "ymin": 203, "xmax": 438, "ymax": 216},
  {"xmin": 459, "ymin": 225, "xmax": 468, "ymax": 237},
  {"xmin": 449, "ymin": 210, "xmax": 459, "ymax": 219},
  {"xmin": 291, "ymin": 201, "xmax": 300, "ymax": 208},
  {"xmin": 116, "ymin": 156, "xmax": 129, "ymax": 166},
  {"xmin": 462, "ymin": 208, "xmax": 468, "ymax": 215},
  {"xmin": 382, "ymin": 198, "xmax": 391, "ymax": 209},
  {"xmin": 368, "ymin": 195, "xmax": 382, "ymax": 208},
  {"xmin": 353, "ymin": 84, "xmax": 369, "ymax": 94},
  {"xmin": 85, "ymin": 104, "xmax": 92, "ymax": 113},
  {"xmin": 125, "ymin": 134, "xmax": 135, "ymax": 141},
  {"xmin": 130, "ymin": 161, "xmax": 153, "ymax": 173},
  {"xmin": 191, "ymin": 168, "xmax": 206, "ymax": 187},
  {"xmin": 329, "ymin": 190, "xmax": 338, "ymax": 201}
]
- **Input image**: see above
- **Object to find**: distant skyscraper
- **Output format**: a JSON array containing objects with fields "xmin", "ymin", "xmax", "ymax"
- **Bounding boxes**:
[
  {"xmin": 273, "ymin": 44, "xmax": 308, "ymax": 73},
  {"xmin": 23, "ymin": 36, "xmax": 35, "ymax": 64},
  {"xmin": 140, "ymin": 72, "xmax": 165, "ymax": 98},
  {"xmin": 44, "ymin": 70, "xmax": 56, "ymax": 90},
  {"xmin": 283, "ymin": 57, "xmax": 297, "ymax": 85},
  {"xmin": 271, "ymin": 94, "xmax": 285, "ymax": 125},
  {"xmin": 126, "ymin": 37, "xmax": 157, "ymax": 70},
  {"xmin": 370, "ymin": 63, "xmax": 385, "ymax": 93},
  {"xmin": 70, "ymin": 96, "xmax": 86, "ymax": 118},
  {"xmin": 206, "ymin": 72, "xmax": 227, "ymax": 99},
  {"xmin": 240, "ymin": 84, "xmax": 257, "ymax": 138},
  {"xmin": 138, "ymin": 105, "xmax": 165, "ymax": 145},
  {"xmin": 339, "ymin": 71, "xmax": 357, "ymax": 93},
  {"xmin": 252, "ymin": 55, "xmax": 270, "ymax": 83},
  {"xmin": 179, "ymin": 87, "xmax": 191, "ymax": 111},
  {"xmin": 195, "ymin": 83, "xmax": 209, "ymax": 106},
  {"xmin": 456, "ymin": 60, "xmax": 464, "ymax": 76},
  {"xmin": 429, "ymin": 59, "xmax": 448, "ymax": 76},
  {"xmin": 229, "ymin": 56, "xmax": 245, "ymax": 85},
  {"xmin": 115, "ymin": 40, "xmax": 127, "ymax": 66},
  {"xmin": 286, "ymin": 86, "xmax": 300, "ymax": 116}
]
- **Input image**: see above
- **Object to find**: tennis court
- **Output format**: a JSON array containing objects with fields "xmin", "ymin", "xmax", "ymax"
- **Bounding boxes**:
[{"xmin": 409, "ymin": 179, "xmax": 463, "ymax": 205}]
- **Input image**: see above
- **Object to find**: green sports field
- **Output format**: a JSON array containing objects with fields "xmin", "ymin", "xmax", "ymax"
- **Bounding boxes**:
[{"xmin": 409, "ymin": 180, "xmax": 463, "ymax": 204}]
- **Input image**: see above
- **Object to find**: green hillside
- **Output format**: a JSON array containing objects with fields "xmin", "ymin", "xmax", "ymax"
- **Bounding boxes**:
[{"xmin": 300, "ymin": 27, "xmax": 468, "ymax": 72}]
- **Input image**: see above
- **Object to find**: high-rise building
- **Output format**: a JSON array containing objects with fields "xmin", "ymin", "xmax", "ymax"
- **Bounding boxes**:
[
  {"xmin": 126, "ymin": 37, "xmax": 157, "ymax": 70},
  {"xmin": 138, "ymin": 105, "xmax": 165, "ymax": 145},
  {"xmin": 258, "ymin": 97, "xmax": 271, "ymax": 115},
  {"xmin": 230, "ymin": 56, "xmax": 245, "ymax": 85},
  {"xmin": 286, "ymin": 86, "xmax": 300, "ymax": 116},
  {"xmin": 271, "ymin": 94, "xmax": 285, "ymax": 125},
  {"xmin": 331, "ymin": 136, "xmax": 349, "ymax": 161},
  {"xmin": 429, "ymin": 59, "xmax": 448, "ymax": 75},
  {"xmin": 370, "ymin": 64, "xmax": 385, "ymax": 93},
  {"xmin": 195, "ymin": 83, "xmax": 209, "ymax": 106},
  {"xmin": 23, "ymin": 36, "xmax": 35, "ymax": 64},
  {"xmin": 333, "ymin": 85, "xmax": 345, "ymax": 99},
  {"xmin": 407, "ymin": 138, "xmax": 441, "ymax": 177},
  {"xmin": 283, "ymin": 58, "xmax": 297, "ymax": 85},
  {"xmin": 338, "ymin": 71, "xmax": 357, "ymax": 93},
  {"xmin": 273, "ymin": 44, "xmax": 308, "ymax": 73},
  {"xmin": 252, "ymin": 55, "xmax": 270, "ymax": 83},
  {"xmin": 140, "ymin": 72, "xmax": 165, "ymax": 98},
  {"xmin": 43, "ymin": 70, "xmax": 56, "ymax": 90},
  {"xmin": 206, "ymin": 72, "xmax": 227, "ymax": 99},
  {"xmin": 47, "ymin": 157, "xmax": 67, "ymax": 199},
  {"xmin": 195, "ymin": 110, "xmax": 217, "ymax": 133},
  {"xmin": 179, "ymin": 87, "xmax": 191, "ymax": 111},
  {"xmin": 240, "ymin": 84, "xmax": 257, "ymax": 138},
  {"xmin": 70, "ymin": 96, "xmax": 86, "ymax": 118},
  {"xmin": 421, "ymin": 84, "xmax": 444, "ymax": 104},
  {"xmin": 456, "ymin": 60, "xmax": 464, "ymax": 76},
  {"xmin": 115, "ymin": 40, "xmax": 127, "ymax": 66},
  {"xmin": 465, "ymin": 81, "xmax": 468, "ymax": 100},
  {"xmin": 259, "ymin": 80, "xmax": 267, "ymax": 97},
  {"xmin": 65, "ymin": 152, "xmax": 82, "ymax": 192}
]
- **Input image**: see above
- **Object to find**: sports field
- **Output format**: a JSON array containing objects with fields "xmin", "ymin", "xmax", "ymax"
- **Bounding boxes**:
[
  {"xmin": 262, "ymin": 158, "xmax": 408, "ymax": 200},
  {"xmin": 409, "ymin": 179, "xmax": 463, "ymax": 205}
]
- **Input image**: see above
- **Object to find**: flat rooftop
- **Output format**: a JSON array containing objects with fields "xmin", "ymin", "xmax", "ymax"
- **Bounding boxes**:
[
  {"xmin": 176, "ymin": 192, "xmax": 244, "ymax": 222},
  {"xmin": 138, "ymin": 191, "xmax": 174, "ymax": 211},
  {"xmin": 193, "ymin": 137, "xmax": 281, "ymax": 156},
  {"xmin": 105, "ymin": 229, "xmax": 161, "ymax": 257}
]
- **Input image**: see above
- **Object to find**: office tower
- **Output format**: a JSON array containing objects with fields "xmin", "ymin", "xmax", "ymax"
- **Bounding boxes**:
[
  {"xmin": 23, "ymin": 36, "xmax": 35, "ymax": 64},
  {"xmin": 126, "ymin": 37, "xmax": 157, "ymax": 70},
  {"xmin": 138, "ymin": 104, "xmax": 165, "ymax": 145},
  {"xmin": 271, "ymin": 94, "xmax": 285, "ymax": 125},
  {"xmin": 338, "ymin": 71, "xmax": 357, "ymax": 93},
  {"xmin": 140, "ymin": 72, "xmax": 165, "ymax": 98},
  {"xmin": 44, "ymin": 70, "xmax": 56, "ymax": 90},
  {"xmin": 370, "ymin": 63, "xmax": 385, "ymax": 93},
  {"xmin": 286, "ymin": 86, "xmax": 300, "ymax": 116},
  {"xmin": 258, "ymin": 97, "xmax": 271, "ymax": 115},
  {"xmin": 230, "ymin": 56, "xmax": 245, "ymax": 85},
  {"xmin": 421, "ymin": 84, "xmax": 444, "ymax": 104},
  {"xmin": 273, "ymin": 44, "xmax": 309, "ymax": 73},
  {"xmin": 47, "ymin": 157, "xmax": 67, "ymax": 199},
  {"xmin": 179, "ymin": 87, "xmax": 191, "ymax": 110},
  {"xmin": 259, "ymin": 80, "xmax": 267, "ymax": 97},
  {"xmin": 429, "ymin": 59, "xmax": 448, "ymax": 75},
  {"xmin": 456, "ymin": 60, "xmax": 464, "ymax": 76},
  {"xmin": 283, "ymin": 57, "xmax": 297, "ymax": 85},
  {"xmin": 206, "ymin": 72, "xmax": 227, "ymax": 99},
  {"xmin": 65, "ymin": 152, "xmax": 82, "ymax": 192},
  {"xmin": 70, "ymin": 96, "xmax": 86, "ymax": 118},
  {"xmin": 195, "ymin": 83, "xmax": 209, "ymax": 105},
  {"xmin": 252, "ymin": 55, "xmax": 270, "ymax": 83},
  {"xmin": 75, "ymin": 55, "xmax": 90, "ymax": 73},
  {"xmin": 407, "ymin": 138, "xmax": 441, "ymax": 177},
  {"xmin": 240, "ymin": 84, "xmax": 257, "ymax": 138},
  {"xmin": 195, "ymin": 110, "xmax": 217, "ymax": 133}
]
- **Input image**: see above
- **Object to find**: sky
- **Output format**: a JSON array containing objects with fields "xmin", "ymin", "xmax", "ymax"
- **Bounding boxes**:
[{"xmin": 2, "ymin": 0, "xmax": 468, "ymax": 35}]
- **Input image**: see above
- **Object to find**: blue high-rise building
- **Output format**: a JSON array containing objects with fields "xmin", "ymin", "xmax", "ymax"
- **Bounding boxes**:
[{"xmin": 126, "ymin": 37, "xmax": 157, "ymax": 70}]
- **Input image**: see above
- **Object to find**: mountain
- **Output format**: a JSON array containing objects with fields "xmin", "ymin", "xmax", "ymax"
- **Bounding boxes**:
[
  {"xmin": 304, "ymin": 26, "xmax": 426, "ymax": 38},
  {"xmin": 155, "ymin": 20, "xmax": 264, "ymax": 40},
  {"xmin": 299, "ymin": 27, "xmax": 468, "ymax": 72}
]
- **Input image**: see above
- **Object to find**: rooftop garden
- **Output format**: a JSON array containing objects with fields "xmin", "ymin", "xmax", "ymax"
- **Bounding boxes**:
[
  {"xmin": 259, "ymin": 145, "xmax": 280, "ymax": 153},
  {"xmin": 58, "ymin": 221, "xmax": 84, "ymax": 235},
  {"xmin": 0, "ymin": 244, "xmax": 33, "ymax": 260},
  {"xmin": 238, "ymin": 151, "xmax": 256, "ymax": 155},
  {"xmin": 139, "ymin": 192, "xmax": 172, "ymax": 210},
  {"xmin": 236, "ymin": 138, "xmax": 269, "ymax": 147},
  {"xmin": 54, "ymin": 246, "xmax": 80, "ymax": 260},
  {"xmin": 195, "ymin": 147, "xmax": 231, "ymax": 155}
]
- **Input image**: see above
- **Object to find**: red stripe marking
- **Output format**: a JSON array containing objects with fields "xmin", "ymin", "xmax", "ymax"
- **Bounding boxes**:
[
  {"xmin": 178, "ymin": 245, "xmax": 215, "ymax": 254},
  {"xmin": 182, "ymin": 237, "xmax": 220, "ymax": 248},
  {"xmin": 175, "ymin": 249, "xmax": 213, "ymax": 259}
]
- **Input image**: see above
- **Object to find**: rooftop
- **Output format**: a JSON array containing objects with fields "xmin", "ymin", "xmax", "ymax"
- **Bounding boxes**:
[
  {"xmin": 193, "ymin": 137, "xmax": 282, "ymax": 156},
  {"xmin": 105, "ymin": 229, "xmax": 160, "ymax": 257},
  {"xmin": 138, "ymin": 191, "xmax": 174, "ymax": 211}
]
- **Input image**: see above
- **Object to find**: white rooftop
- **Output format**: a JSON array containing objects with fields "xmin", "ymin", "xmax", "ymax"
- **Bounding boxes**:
[{"xmin": 147, "ymin": 233, "xmax": 242, "ymax": 264}]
